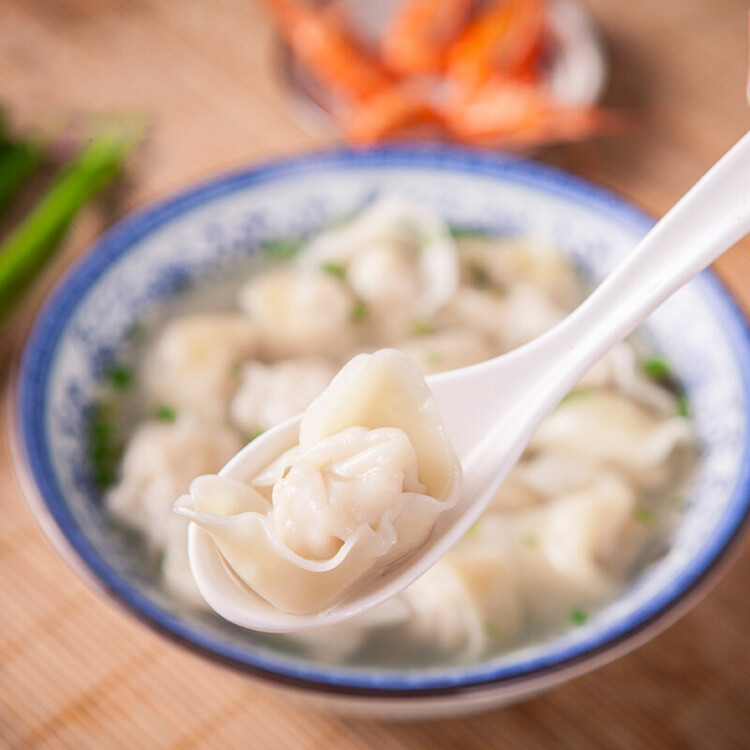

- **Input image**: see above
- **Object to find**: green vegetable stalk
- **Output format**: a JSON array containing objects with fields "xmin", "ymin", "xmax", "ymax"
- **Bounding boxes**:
[
  {"xmin": 0, "ymin": 127, "xmax": 142, "ymax": 321},
  {"xmin": 0, "ymin": 139, "xmax": 43, "ymax": 213}
]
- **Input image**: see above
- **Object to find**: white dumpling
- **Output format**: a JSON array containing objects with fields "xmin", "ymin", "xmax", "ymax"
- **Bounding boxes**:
[
  {"xmin": 439, "ymin": 287, "xmax": 507, "ymax": 345},
  {"xmin": 270, "ymin": 426, "xmax": 428, "ymax": 560},
  {"xmin": 457, "ymin": 235, "xmax": 583, "ymax": 308},
  {"xmin": 529, "ymin": 391, "xmax": 692, "ymax": 473},
  {"xmin": 536, "ymin": 473, "xmax": 638, "ymax": 594},
  {"xmin": 284, "ymin": 597, "xmax": 409, "ymax": 663},
  {"xmin": 512, "ymin": 451, "xmax": 599, "ymax": 499},
  {"xmin": 478, "ymin": 474, "xmax": 638, "ymax": 626},
  {"xmin": 397, "ymin": 328, "xmax": 496, "ymax": 374},
  {"xmin": 486, "ymin": 476, "xmax": 541, "ymax": 513},
  {"xmin": 142, "ymin": 314, "xmax": 257, "ymax": 422},
  {"xmin": 106, "ymin": 418, "xmax": 242, "ymax": 549},
  {"xmin": 400, "ymin": 562, "xmax": 486, "ymax": 661},
  {"xmin": 230, "ymin": 358, "xmax": 336, "ymax": 436},
  {"xmin": 444, "ymin": 536, "xmax": 524, "ymax": 651},
  {"xmin": 347, "ymin": 242, "xmax": 421, "ymax": 314},
  {"xmin": 498, "ymin": 285, "xmax": 567, "ymax": 350},
  {"xmin": 174, "ymin": 349, "xmax": 462, "ymax": 615},
  {"xmin": 299, "ymin": 196, "xmax": 459, "ymax": 317},
  {"xmin": 283, "ymin": 620, "xmax": 371, "ymax": 664},
  {"xmin": 442, "ymin": 284, "xmax": 566, "ymax": 351},
  {"xmin": 512, "ymin": 474, "xmax": 639, "ymax": 627},
  {"xmin": 401, "ymin": 529, "xmax": 523, "ymax": 661},
  {"xmin": 239, "ymin": 268, "xmax": 357, "ymax": 360}
]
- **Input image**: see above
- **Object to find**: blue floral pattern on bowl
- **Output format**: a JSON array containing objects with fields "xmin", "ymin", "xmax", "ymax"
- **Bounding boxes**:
[{"xmin": 16, "ymin": 145, "xmax": 750, "ymax": 699}]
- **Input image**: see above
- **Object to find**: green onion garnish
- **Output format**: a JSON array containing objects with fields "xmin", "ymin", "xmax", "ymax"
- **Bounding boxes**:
[
  {"xmin": 262, "ymin": 238, "xmax": 303, "ymax": 260},
  {"xmin": 675, "ymin": 392, "xmax": 690, "ymax": 417},
  {"xmin": 484, "ymin": 622, "xmax": 501, "ymax": 639},
  {"xmin": 411, "ymin": 319, "xmax": 436, "ymax": 335},
  {"xmin": 559, "ymin": 388, "xmax": 591, "ymax": 406},
  {"xmin": 87, "ymin": 400, "xmax": 123, "ymax": 491},
  {"xmin": 107, "ymin": 364, "xmax": 134, "ymax": 392},
  {"xmin": 154, "ymin": 404, "xmax": 177, "ymax": 423},
  {"xmin": 320, "ymin": 261, "xmax": 345, "ymax": 280},
  {"xmin": 633, "ymin": 506, "xmax": 655, "ymax": 525},
  {"xmin": 126, "ymin": 321, "xmax": 145, "ymax": 341},
  {"xmin": 641, "ymin": 357, "xmax": 672, "ymax": 380},
  {"xmin": 465, "ymin": 521, "xmax": 479, "ymax": 537},
  {"xmin": 569, "ymin": 608, "xmax": 588, "ymax": 626},
  {"xmin": 449, "ymin": 225, "xmax": 488, "ymax": 239},
  {"xmin": 0, "ymin": 128, "xmax": 142, "ymax": 321},
  {"xmin": 350, "ymin": 300, "xmax": 367, "ymax": 322}
]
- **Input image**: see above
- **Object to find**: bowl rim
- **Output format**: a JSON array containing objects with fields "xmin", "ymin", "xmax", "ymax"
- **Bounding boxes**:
[{"xmin": 13, "ymin": 143, "xmax": 750, "ymax": 699}]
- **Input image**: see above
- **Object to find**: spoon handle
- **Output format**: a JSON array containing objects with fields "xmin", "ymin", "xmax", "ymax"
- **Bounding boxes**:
[
  {"xmin": 436, "ymin": 130, "xmax": 750, "ymax": 485},
  {"xmin": 537, "ymin": 129, "xmax": 750, "ymax": 397}
]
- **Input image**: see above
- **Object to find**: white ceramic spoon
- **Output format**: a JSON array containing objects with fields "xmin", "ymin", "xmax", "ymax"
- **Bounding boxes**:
[{"xmin": 184, "ymin": 130, "xmax": 750, "ymax": 632}]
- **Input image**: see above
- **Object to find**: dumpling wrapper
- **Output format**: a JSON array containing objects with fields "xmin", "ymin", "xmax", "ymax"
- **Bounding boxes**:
[
  {"xmin": 230, "ymin": 357, "xmax": 336, "ymax": 435},
  {"xmin": 529, "ymin": 391, "xmax": 692, "ymax": 473},
  {"xmin": 238, "ymin": 269, "xmax": 357, "ymax": 360},
  {"xmin": 174, "ymin": 349, "xmax": 462, "ymax": 615},
  {"xmin": 299, "ymin": 196, "xmax": 459, "ymax": 317},
  {"xmin": 141, "ymin": 314, "xmax": 258, "ymax": 422}
]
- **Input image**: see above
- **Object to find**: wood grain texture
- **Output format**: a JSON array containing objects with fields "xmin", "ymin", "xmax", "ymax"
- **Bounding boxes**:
[{"xmin": 1, "ymin": 0, "xmax": 749, "ymax": 747}]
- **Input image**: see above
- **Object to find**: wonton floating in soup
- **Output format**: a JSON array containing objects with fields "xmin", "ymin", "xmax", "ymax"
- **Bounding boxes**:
[{"xmin": 95, "ymin": 196, "xmax": 696, "ymax": 666}]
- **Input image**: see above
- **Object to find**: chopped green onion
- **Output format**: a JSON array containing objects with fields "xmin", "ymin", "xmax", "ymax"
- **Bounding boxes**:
[
  {"xmin": 675, "ymin": 392, "xmax": 690, "ymax": 417},
  {"xmin": 154, "ymin": 404, "xmax": 178, "ymax": 423},
  {"xmin": 249, "ymin": 428, "xmax": 266, "ymax": 442},
  {"xmin": 633, "ymin": 506, "xmax": 655, "ymax": 525},
  {"xmin": 126, "ymin": 321, "xmax": 145, "ymax": 341},
  {"xmin": 350, "ymin": 300, "xmax": 367, "ymax": 323},
  {"xmin": 569, "ymin": 608, "xmax": 588, "ymax": 626},
  {"xmin": 107, "ymin": 364, "xmax": 134, "ymax": 392},
  {"xmin": 523, "ymin": 533, "xmax": 538, "ymax": 549},
  {"xmin": 465, "ymin": 521, "xmax": 480, "ymax": 537},
  {"xmin": 559, "ymin": 388, "xmax": 591, "ymax": 407},
  {"xmin": 424, "ymin": 351, "xmax": 442, "ymax": 366},
  {"xmin": 411, "ymin": 319, "xmax": 436, "ymax": 336},
  {"xmin": 450, "ymin": 225, "xmax": 488, "ymax": 239},
  {"xmin": 87, "ymin": 400, "xmax": 123, "ymax": 491},
  {"xmin": 319, "ymin": 261, "xmax": 346, "ymax": 280},
  {"xmin": 483, "ymin": 622, "xmax": 501, "ymax": 639},
  {"xmin": 262, "ymin": 238, "xmax": 303, "ymax": 260},
  {"xmin": 642, "ymin": 356, "xmax": 672, "ymax": 380}
]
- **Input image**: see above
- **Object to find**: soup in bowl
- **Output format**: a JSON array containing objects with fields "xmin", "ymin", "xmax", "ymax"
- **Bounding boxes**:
[{"xmin": 13, "ymin": 146, "xmax": 750, "ymax": 719}]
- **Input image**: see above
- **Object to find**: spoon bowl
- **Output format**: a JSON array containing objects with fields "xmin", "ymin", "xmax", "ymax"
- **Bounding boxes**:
[{"xmin": 185, "ymin": 130, "xmax": 750, "ymax": 632}]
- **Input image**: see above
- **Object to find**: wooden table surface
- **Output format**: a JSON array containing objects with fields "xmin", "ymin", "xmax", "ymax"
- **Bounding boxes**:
[{"xmin": 1, "ymin": 0, "xmax": 750, "ymax": 747}]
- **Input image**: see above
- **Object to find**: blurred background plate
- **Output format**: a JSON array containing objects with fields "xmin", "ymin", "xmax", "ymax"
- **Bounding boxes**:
[{"xmin": 277, "ymin": 0, "xmax": 608, "ymax": 141}]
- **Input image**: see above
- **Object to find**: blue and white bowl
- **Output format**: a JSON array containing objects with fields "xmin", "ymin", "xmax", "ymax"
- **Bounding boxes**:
[{"xmin": 12, "ymin": 146, "xmax": 750, "ymax": 720}]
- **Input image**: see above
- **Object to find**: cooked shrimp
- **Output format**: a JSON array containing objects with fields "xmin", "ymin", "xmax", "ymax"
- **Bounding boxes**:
[
  {"xmin": 265, "ymin": 0, "xmax": 390, "ymax": 103},
  {"xmin": 446, "ymin": 0, "xmax": 546, "ymax": 98},
  {"xmin": 443, "ymin": 75, "xmax": 617, "ymax": 147},
  {"xmin": 343, "ymin": 82, "xmax": 438, "ymax": 145},
  {"xmin": 381, "ymin": 0, "xmax": 476, "ymax": 76}
]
